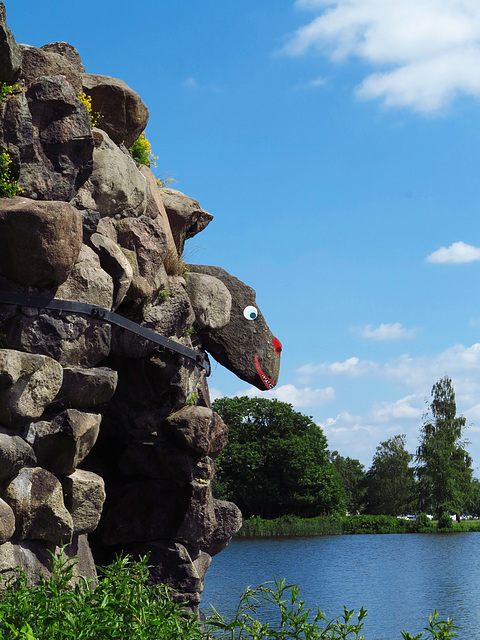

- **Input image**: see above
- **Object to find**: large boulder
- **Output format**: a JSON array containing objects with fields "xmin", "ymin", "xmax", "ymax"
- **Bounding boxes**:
[
  {"xmin": 161, "ymin": 189, "xmax": 213, "ymax": 256},
  {"xmin": 0, "ymin": 350, "xmax": 63, "ymax": 427},
  {"xmin": 60, "ymin": 469, "xmax": 105, "ymax": 535},
  {"xmin": 82, "ymin": 74, "xmax": 149, "ymax": 147},
  {"xmin": 0, "ymin": 498, "xmax": 15, "ymax": 543},
  {"xmin": 56, "ymin": 244, "xmax": 114, "ymax": 310},
  {"xmin": 203, "ymin": 499, "xmax": 243, "ymax": 557},
  {"xmin": 0, "ymin": 2, "xmax": 21, "ymax": 84},
  {"xmin": 0, "ymin": 197, "xmax": 83, "ymax": 288},
  {"xmin": 129, "ymin": 541, "xmax": 202, "ymax": 603},
  {"xmin": 72, "ymin": 128, "xmax": 147, "ymax": 219},
  {"xmin": 0, "ymin": 536, "xmax": 96, "ymax": 586},
  {"xmin": 185, "ymin": 271, "xmax": 232, "ymax": 330},
  {"xmin": 10, "ymin": 75, "xmax": 94, "ymax": 201},
  {"xmin": 3, "ymin": 467, "xmax": 73, "ymax": 545},
  {"xmin": 90, "ymin": 233, "xmax": 133, "ymax": 310},
  {"xmin": 4, "ymin": 310, "xmax": 111, "ymax": 368},
  {"xmin": 25, "ymin": 409, "xmax": 101, "ymax": 476},
  {"xmin": 19, "ymin": 43, "xmax": 85, "ymax": 92},
  {"xmin": 115, "ymin": 215, "xmax": 168, "ymax": 285},
  {"xmin": 162, "ymin": 406, "xmax": 228, "ymax": 458},
  {"xmin": 0, "ymin": 430, "xmax": 36, "ymax": 482},
  {"xmin": 53, "ymin": 366, "xmax": 118, "ymax": 410}
]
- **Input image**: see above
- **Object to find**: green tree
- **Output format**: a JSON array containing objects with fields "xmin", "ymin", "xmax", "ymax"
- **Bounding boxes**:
[
  {"xmin": 329, "ymin": 451, "xmax": 366, "ymax": 514},
  {"xmin": 364, "ymin": 434, "xmax": 416, "ymax": 516},
  {"xmin": 467, "ymin": 478, "xmax": 480, "ymax": 518},
  {"xmin": 212, "ymin": 396, "xmax": 345, "ymax": 519},
  {"xmin": 416, "ymin": 376, "xmax": 473, "ymax": 519}
]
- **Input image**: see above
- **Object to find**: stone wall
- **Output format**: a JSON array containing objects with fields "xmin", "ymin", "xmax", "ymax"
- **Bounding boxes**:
[{"xmin": 0, "ymin": 4, "xmax": 281, "ymax": 609}]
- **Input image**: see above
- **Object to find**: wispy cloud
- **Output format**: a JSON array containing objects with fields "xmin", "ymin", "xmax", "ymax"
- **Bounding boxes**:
[
  {"xmin": 243, "ymin": 383, "xmax": 335, "ymax": 407},
  {"xmin": 295, "ymin": 76, "xmax": 328, "ymax": 89},
  {"xmin": 360, "ymin": 323, "xmax": 417, "ymax": 341},
  {"xmin": 182, "ymin": 77, "xmax": 198, "ymax": 90},
  {"xmin": 283, "ymin": 0, "xmax": 480, "ymax": 112},
  {"xmin": 297, "ymin": 357, "xmax": 378, "ymax": 381},
  {"xmin": 426, "ymin": 241, "xmax": 480, "ymax": 263}
]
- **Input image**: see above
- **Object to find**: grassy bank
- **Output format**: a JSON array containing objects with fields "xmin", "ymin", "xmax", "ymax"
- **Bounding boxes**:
[
  {"xmin": 237, "ymin": 514, "xmax": 480, "ymax": 537},
  {"xmin": 0, "ymin": 552, "xmax": 456, "ymax": 640}
]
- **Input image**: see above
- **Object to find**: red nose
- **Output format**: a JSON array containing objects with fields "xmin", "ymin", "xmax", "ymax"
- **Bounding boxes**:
[{"xmin": 273, "ymin": 337, "xmax": 282, "ymax": 354}]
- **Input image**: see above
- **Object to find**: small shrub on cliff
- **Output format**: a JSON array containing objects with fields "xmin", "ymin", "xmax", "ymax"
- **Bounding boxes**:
[
  {"xmin": 77, "ymin": 92, "xmax": 102, "ymax": 127},
  {"xmin": 0, "ymin": 150, "xmax": 21, "ymax": 198},
  {"xmin": 0, "ymin": 82, "xmax": 21, "ymax": 102},
  {"xmin": 128, "ymin": 133, "xmax": 158, "ymax": 167}
]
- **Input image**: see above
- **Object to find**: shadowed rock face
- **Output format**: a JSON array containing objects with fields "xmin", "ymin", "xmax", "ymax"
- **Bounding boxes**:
[{"xmin": 187, "ymin": 264, "xmax": 282, "ymax": 390}]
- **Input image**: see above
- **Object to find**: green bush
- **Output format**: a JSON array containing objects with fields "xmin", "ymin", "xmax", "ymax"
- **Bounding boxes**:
[
  {"xmin": 128, "ymin": 133, "xmax": 157, "ymax": 167},
  {"xmin": 412, "ymin": 513, "xmax": 431, "ymax": 532},
  {"xmin": 0, "ymin": 552, "xmax": 203, "ymax": 640},
  {"xmin": 437, "ymin": 512, "xmax": 454, "ymax": 530}
]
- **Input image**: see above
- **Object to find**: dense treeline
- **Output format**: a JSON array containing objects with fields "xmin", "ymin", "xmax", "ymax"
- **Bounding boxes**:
[{"xmin": 213, "ymin": 377, "xmax": 478, "ymax": 522}]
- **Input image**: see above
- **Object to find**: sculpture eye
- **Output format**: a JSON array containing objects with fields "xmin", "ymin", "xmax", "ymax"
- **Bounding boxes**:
[{"xmin": 243, "ymin": 305, "xmax": 258, "ymax": 320}]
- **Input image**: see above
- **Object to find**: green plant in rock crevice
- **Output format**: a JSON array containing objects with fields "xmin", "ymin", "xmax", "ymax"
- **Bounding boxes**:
[
  {"xmin": 0, "ymin": 150, "xmax": 21, "ymax": 198},
  {"xmin": 77, "ymin": 92, "xmax": 102, "ymax": 128},
  {"xmin": 128, "ymin": 133, "xmax": 158, "ymax": 167}
]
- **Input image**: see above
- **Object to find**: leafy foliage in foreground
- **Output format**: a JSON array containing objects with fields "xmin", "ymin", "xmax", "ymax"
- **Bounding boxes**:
[
  {"xmin": 0, "ymin": 552, "xmax": 458, "ymax": 640},
  {"xmin": 209, "ymin": 578, "xmax": 457, "ymax": 640},
  {"xmin": 0, "ymin": 553, "xmax": 203, "ymax": 640}
]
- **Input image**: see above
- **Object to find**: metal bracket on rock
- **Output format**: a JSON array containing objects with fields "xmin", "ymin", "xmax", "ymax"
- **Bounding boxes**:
[{"xmin": 0, "ymin": 291, "xmax": 211, "ymax": 375}]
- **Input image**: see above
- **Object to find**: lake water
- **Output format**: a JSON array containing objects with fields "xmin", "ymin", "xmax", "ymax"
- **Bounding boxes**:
[{"xmin": 201, "ymin": 534, "xmax": 480, "ymax": 639}]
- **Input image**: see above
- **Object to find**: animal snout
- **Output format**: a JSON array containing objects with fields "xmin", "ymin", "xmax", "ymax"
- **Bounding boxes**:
[{"xmin": 273, "ymin": 337, "xmax": 282, "ymax": 354}]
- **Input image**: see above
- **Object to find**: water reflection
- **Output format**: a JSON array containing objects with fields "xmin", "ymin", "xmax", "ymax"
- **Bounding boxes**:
[{"xmin": 202, "ymin": 534, "xmax": 480, "ymax": 640}]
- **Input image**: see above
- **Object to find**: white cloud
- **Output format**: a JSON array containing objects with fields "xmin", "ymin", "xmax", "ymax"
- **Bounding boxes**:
[
  {"xmin": 283, "ymin": 0, "xmax": 480, "ymax": 112},
  {"xmin": 243, "ymin": 383, "xmax": 335, "ymax": 407},
  {"xmin": 426, "ymin": 241, "xmax": 480, "ymax": 263},
  {"xmin": 297, "ymin": 357, "xmax": 377, "ymax": 381},
  {"xmin": 182, "ymin": 77, "xmax": 198, "ymax": 90},
  {"xmin": 295, "ymin": 76, "xmax": 328, "ymax": 89},
  {"xmin": 360, "ymin": 323, "xmax": 417, "ymax": 341},
  {"xmin": 370, "ymin": 395, "xmax": 424, "ymax": 422}
]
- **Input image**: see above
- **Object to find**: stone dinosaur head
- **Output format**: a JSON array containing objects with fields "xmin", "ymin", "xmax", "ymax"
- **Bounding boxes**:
[{"xmin": 186, "ymin": 264, "xmax": 282, "ymax": 390}]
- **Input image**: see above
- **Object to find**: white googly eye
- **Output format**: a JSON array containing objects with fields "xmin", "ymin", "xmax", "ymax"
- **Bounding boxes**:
[{"xmin": 243, "ymin": 305, "xmax": 258, "ymax": 320}]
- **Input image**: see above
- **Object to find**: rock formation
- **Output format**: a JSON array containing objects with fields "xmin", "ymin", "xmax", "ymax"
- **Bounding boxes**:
[{"xmin": 0, "ymin": 4, "xmax": 281, "ymax": 609}]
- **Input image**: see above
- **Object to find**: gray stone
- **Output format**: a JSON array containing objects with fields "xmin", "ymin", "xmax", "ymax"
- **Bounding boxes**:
[
  {"xmin": 3, "ymin": 467, "xmax": 73, "ymax": 545},
  {"xmin": 119, "ymin": 438, "xmax": 193, "ymax": 483},
  {"xmin": 20, "ymin": 44, "xmax": 84, "ymax": 92},
  {"xmin": 176, "ymin": 482, "xmax": 217, "ymax": 554},
  {"xmin": 0, "ymin": 197, "xmax": 83, "ymax": 288},
  {"xmin": 142, "ymin": 277, "xmax": 195, "ymax": 339},
  {"xmin": 187, "ymin": 264, "xmax": 282, "ymax": 390},
  {"xmin": 204, "ymin": 499, "xmax": 243, "ymax": 557},
  {"xmin": 0, "ymin": 430, "xmax": 36, "ymax": 482},
  {"xmin": 60, "ymin": 469, "xmax": 105, "ymax": 534},
  {"xmin": 185, "ymin": 272, "xmax": 232, "ymax": 330},
  {"xmin": 14, "ymin": 75, "xmax": 94, "ymax": 201},
  {"xmin": 72, "ymin": 128, "xmax": 147, "ymax": 219},
  {"xmin": 82, "ymin": 73, "xmax": 149, "ymax": 147},
  {"xmin": 56, "ymin": 244, "xmax": 114, "ymax": 310},
  {"xmin": 90, "ymin": 233, "xmax": 133, "ymax": 309},
  {"xmin": 0, "ymin": 535, "xmax": 96, "ymax": 587},
  {"xmin": 161, "ymin": 189, "xmax": 213, "ymax": 256},
  {"xmin": 0, "ymin": 350, "xmax": 63, "ymax": 426},
  {"xmin": 0, "ymin": 497, "xmax": 15, "ymax": 543},
  {"xmin": 115, "ymin": 215, "xmax": 168, "ymax": 285},
  {"xmin": 129, "ymin": 540, "xmax": 202, "ymax": 594},
  {"xmin": 25, "ymin": 409, "xmax": 101, "ymax": 476},
  {"xmin": 162, "ymin": 406, "xmax": 228, "ymax": 458},
  {"xmin": 4, "ymin": 310, "xmax": 111, "ymax": 367},
  {"xmin": 0, "ymin": 2, "xmax": 21, "ymax": 84},
  {"xmin": 53, "ymin": 366, "xmax": 118, "ymax": 410},
  {"xmin": 137, "ymin": 164, "xmax": 178, "ymax": 263}
]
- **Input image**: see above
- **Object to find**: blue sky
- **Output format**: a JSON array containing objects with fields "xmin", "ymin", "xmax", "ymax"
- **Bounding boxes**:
[{"xmin": 9, "ymin": 0, "xmax": 480, "ymax": 471}]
